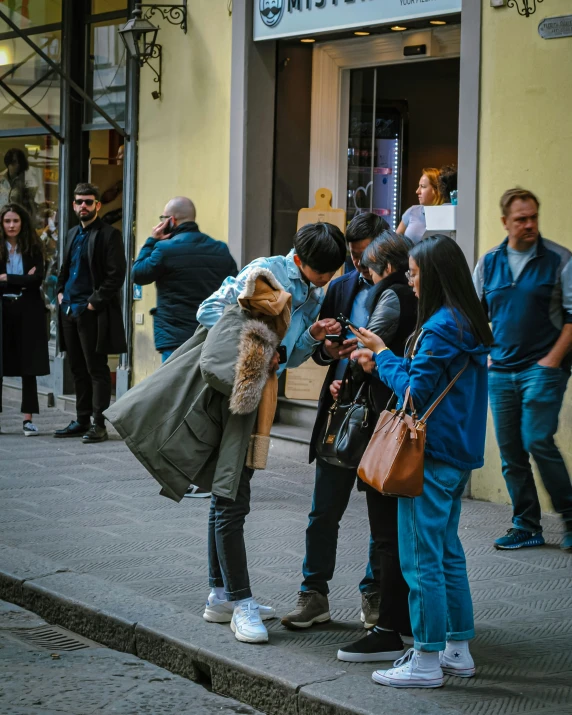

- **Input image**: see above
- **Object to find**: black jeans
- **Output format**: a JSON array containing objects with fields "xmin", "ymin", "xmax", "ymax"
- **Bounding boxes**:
[
  {"xmin": 0, "ymin": 375, "xmax": 39, "ymax": 415},
  {"xmin": 61, "ymin": 309, "xmax": 111, "ymax": 426},
  {"xmin": 207, "ymin": 465, "xmax": 253, "ymax": 601},
  {"xmin": 365, "ymin": 485, "xmax": 412, "ymax": 635},
  {"xmin": 301, "ymin": 458, "xmax": 380, "ymax": 597}
]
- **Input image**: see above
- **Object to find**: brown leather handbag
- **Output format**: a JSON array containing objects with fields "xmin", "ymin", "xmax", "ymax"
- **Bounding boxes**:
[{"xmin": 357, "ymin": 361, "xmax": 469, "ymax": 498}]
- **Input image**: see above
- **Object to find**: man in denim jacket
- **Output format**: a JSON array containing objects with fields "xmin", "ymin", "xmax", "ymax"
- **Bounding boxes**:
[{"xmin": 197, "ymin": 222, "xmax": 347, "ymax": 644}]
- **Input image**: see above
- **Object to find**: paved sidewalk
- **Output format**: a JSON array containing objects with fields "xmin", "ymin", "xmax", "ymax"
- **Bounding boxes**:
[{"xmin": 1, "ymin": 395, "xmax": 571, "ymax": 715}]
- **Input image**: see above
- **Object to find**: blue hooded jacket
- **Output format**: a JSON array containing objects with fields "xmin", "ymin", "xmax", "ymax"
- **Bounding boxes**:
[{"xmin": 374, "ymin": 306, "xmax": 489, "ymax": 471}]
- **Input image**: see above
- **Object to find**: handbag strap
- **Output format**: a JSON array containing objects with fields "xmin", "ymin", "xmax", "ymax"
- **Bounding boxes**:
[{"xmin": 419, "ymin": 359, "xmax": 470, "ymax": 425}]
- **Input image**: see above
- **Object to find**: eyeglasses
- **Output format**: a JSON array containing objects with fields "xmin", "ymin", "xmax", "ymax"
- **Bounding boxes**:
[
  {"xmin": 159, "ymin": 215, "xmax": 173, "ymax": 221},
  {"xmin": 74, "ymin": 199, "xmax": 96, "ymax": 207},
  {"xmin": 405, "ymin": 270, "xmax": 417, "ymax": 283}
]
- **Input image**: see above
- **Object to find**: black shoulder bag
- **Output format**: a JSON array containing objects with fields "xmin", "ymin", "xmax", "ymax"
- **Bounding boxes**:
[{"xmin": 315, "ymin": 365, "xmax": 375, "ymax": 469}]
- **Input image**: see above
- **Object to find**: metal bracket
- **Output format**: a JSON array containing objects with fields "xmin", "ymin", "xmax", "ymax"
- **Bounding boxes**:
[
  {"xmin": 0, "ymin": 6, "xmax": 129, "ymax": 141},
  {"xmin": 140, "ymin": 1, "xmax": 187, "ymax": 33},
  {"xmin": 145, "ymin": 43, "xmax": 162, "ymax": 99},
  {"xmin": 506, "ymin": 0, "xmax": 544, "ymax": 17}
]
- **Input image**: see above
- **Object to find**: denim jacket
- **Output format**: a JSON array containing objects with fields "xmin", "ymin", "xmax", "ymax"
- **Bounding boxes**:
[{"xmin": 197, "ymin": 250, "xmax": 323, "ymax": 376}]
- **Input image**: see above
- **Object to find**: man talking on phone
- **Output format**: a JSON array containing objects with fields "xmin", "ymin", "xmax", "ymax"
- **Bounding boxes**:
[{"xmin": 132, "ymin": 196, "xmax": 237, "ymax": 363}]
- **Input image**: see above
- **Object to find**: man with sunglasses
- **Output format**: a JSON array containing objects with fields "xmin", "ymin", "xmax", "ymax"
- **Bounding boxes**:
[{"xmin": 54, "ymin": 182, "xmax": 126, "ymax": 443}]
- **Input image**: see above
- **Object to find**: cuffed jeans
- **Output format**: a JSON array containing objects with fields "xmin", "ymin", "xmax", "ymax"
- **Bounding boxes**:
[
  {"xmin": 208, "ymin": 465, "xmax": 253, "ymax": 601},
  {"xmin": 489, "ymin": 364, "xmax": 572, "ymax": 532},
  {"xmin": 398, "ymin": 457, "xmax": 474, "ymax": 652},
  {"xmin": 301, "ymin": 458, "xmax": 380, "ymax": 597}
]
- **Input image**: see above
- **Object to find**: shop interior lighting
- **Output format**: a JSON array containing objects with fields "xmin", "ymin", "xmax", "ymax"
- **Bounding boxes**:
[
  {"xmin": 300, "ymin": 38, "xmax": 316, "ymax": 43},
  {"xmin": 0, "ymin": 45, "xmax": 11, "ymax": 65},
  {"xmin": 354, "ymin": 31, "xmax": 370, "ymax": 36},
  {"xmin": 429, "ymin": 20, "xmax": 447, "ymax": 25},
  {"xmin": 390, "ymin": 26, "xmax": 407, "ymax": 32}
]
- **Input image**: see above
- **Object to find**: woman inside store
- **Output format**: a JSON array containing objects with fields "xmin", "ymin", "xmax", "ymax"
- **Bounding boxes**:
[
  {"xmin": 396, "ymin": 168, "xmax": 444, "ymax": 243},
  {"xmin": 0, "ymin": 203, "xmax": 49, "ymax": 436},
  {"xmin": 350, "ymin": 234, "xmax": 493, "ymax": 688}
]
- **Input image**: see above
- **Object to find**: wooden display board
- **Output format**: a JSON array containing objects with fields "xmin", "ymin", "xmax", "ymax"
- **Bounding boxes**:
[{"xmin": 285, "ymin": 189, "xmax": 346, "ymax": 401}]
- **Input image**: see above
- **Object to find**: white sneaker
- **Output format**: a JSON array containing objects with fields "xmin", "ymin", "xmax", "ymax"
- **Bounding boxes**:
[
  {"xmin": 230, "ymin": 601, "xmax": 269, "ymax": 644},
  {"xmin": 372, "ymin": 649, "xmax": 444, "ymax": 688},
  {"xmin": 203, "ymin": 592, "xmax": 276, "ymax": 623},
  {"xmin": 440, "ymin": 647, "xmax": 476, "ymax": 677},
  {"xmin": 23, "ymin": 421, "xmax": 39, "ymax": 436}
]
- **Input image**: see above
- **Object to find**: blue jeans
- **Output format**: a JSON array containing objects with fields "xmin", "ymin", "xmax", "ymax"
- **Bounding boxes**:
[
  {"xmin": 489, "ymin": 365, "xmax": 572, "ymax": 532},
  {"xmin": 301, "ymin": 458, "xmax": 380, "ymax": 597},
  {"xmin": 208, "ymin": 465, "xmax": 253, "ymax": 601},
  {"xmin": 398, "ymin": 457, "xmax": 474, "ymax": 652},
  {"xmin": 161, "ymin": 349, "xmax": 175, "ymax": 363}
]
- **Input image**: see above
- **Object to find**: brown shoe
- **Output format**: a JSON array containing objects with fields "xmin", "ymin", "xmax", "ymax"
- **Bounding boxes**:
[
  {"xmin": 281, "ymin": 591, "xmax": 330, "ymax": 629},
  {"xmin": 361, "ymin": 591, "xmax": 381, "ymax": 629}
]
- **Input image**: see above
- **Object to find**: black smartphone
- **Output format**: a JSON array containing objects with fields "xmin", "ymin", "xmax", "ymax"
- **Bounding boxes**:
[
  {"xmin": 337, "ymin": 313, "xmax": 361, "ymax": 332},
  {"xmin": 325, "ymin": 334, "xmax": 344, "ymax": 343}
]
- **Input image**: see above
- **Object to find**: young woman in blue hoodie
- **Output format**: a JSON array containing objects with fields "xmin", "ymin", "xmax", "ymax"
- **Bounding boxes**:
[{"xmin": 351, "ymin": 234, "xmax": 493, "ymax": 689}]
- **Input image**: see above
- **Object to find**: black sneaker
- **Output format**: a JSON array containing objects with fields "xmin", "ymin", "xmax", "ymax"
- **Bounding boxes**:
[
  {"xmin": 337, "ymin": 628, "xmax": 406, "ymax": 663},
  {"xmin": 82, "ymin": 424, "xmax": 108, "ymax": 443},
  {"xmin": 54, "ymin": 420, "xmax": 91, "ymax": 438}
]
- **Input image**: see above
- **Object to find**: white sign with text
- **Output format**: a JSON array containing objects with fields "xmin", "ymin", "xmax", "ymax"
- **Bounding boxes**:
[{"xmin": 254, "ymin": 0, "xmax": 462, "ymax": 41}]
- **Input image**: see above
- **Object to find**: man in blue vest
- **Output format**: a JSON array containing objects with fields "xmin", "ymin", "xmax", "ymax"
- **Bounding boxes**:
[{"xmin": 473, "ymin": 188, "xmax": 572, "ymax": 552}]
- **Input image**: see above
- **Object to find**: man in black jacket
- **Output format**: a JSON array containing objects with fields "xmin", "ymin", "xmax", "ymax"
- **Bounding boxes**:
[
  {"xmin": 54, "ymin": 183, "xmax": 126, "ymax": 443},
  {"xmin": 282, "ymin": 214, "xmax": 391, "ymax": 632},
  {"xmin": 132, "ymin": 196, "xmax": 237, "ymax": 362}
]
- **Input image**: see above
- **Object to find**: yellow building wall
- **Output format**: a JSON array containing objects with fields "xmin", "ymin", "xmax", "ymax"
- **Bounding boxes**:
[
  {"xmin": 132, "ymin": 1, "xmax": 233, "ymax": 383},
  {"xmin": 471, "ymin": 0, "xmax": 572, "ymax": 513}
]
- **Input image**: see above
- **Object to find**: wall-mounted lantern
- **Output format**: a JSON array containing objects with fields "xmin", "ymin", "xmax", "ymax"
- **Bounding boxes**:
[{"xmin": 118, "ymin": 1, "xmax": 187, "ymax": 99}]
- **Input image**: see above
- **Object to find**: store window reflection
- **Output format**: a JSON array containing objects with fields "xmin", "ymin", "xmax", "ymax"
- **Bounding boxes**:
[
  {"xmin": 0, "ymin": 137, "xmax": 59, "ymax": 340},
  {"xmin": 85, "ymin": 20, "xmax": 127, "ymax": 126}
]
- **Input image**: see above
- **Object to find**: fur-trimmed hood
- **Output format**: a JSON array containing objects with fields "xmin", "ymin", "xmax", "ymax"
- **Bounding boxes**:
[{"xmin": 230, "ymin": 268, "xmax": 292, "ymax": 415}]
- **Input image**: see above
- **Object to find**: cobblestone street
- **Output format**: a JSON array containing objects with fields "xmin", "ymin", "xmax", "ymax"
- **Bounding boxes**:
[
  {"xmin": 0, "ymin": 599, "xmax": 261, "ymax": 714},
  {"xmin": 1, "ymin": 394, "xmax": 572, "ymax": 715}
]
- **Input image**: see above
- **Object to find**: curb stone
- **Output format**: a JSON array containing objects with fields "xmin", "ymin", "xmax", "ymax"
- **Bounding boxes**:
[{"xmin": 0, "ymin": 546, "xmax": 460, "ymax": 715}]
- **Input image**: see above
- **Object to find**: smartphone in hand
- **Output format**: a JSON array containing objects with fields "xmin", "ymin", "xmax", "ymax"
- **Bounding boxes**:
[
  {"xmin": 337, "ymin": 313, "xmax": 361, "ymax": 332},
  {"xmin": 325, "ymin": 334, "xmax": 344, "ymax": 344}
]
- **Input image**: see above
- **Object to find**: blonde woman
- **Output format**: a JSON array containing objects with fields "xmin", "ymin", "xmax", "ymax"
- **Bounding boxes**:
[{"xmin": 397, "ymin": 169, "xmax": 444, "ymax": 243}]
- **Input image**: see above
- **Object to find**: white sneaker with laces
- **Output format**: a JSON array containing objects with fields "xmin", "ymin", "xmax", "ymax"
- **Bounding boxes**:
[
  {"xmin": 230, "ymin": 600, "xmax": 269, "ymax": 643},
  {"xmin": 203, "ymin": 592, "xmax": 276, "ymax": 623},
  {"xmin": 23, "ymin": 421, "xmax": 39, "ymax": 436},
  {"xmin": 372, "ymin": 648, "xmax": 444, "ymax": 688},
  {"xmin": 440, "ymin": 646, "xmax": 476, "ymax": 677}
]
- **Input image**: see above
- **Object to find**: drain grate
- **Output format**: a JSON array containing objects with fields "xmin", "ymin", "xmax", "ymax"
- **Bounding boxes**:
[{"xmin": 9, "ymin": 625, "xmax": 100, "ymax": 652}]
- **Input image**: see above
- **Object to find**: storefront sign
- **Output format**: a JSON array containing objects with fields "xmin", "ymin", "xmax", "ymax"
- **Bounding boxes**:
[
  {"xmin": 538, "ymin": 15, "xmax": 572, "ymax": 40},
  {"xmin": 254, "ymin": 0, "xmax": 462, "ymax": 41}
]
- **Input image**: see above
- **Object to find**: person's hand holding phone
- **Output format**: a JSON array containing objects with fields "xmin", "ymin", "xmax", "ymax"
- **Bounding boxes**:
[
  {"xmin": 323, "ymin": 336, "xmax": 358, "ymax": 360},
  {"xmin": 310, "ymin": 318, "xmax": 342, "ymax": 342},
  {"xmin": 349, "ymin": 326, "xmax": 386, "ymax": 354},
  {"xmin": 151, "ymin": 217, "xmax": 173, "ymax": 241}
]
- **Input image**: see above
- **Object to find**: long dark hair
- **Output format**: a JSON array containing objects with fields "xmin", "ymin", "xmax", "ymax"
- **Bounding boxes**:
[
  {"xmin": 0, "ymin": 203, "xmax": 43, "ymax": 261},
  {"xmin": 408, "ymin": 234, "xmax": 493, "ymax": 354}
]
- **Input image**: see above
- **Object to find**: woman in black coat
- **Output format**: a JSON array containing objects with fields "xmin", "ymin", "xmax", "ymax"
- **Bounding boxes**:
[
  {"xmin": 334, "ymin": 230, "xmax": 418, "ymax": 663},
  {"xmin": 0, "ymin": 202, "xmax": 49, "ymax": 435}
]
